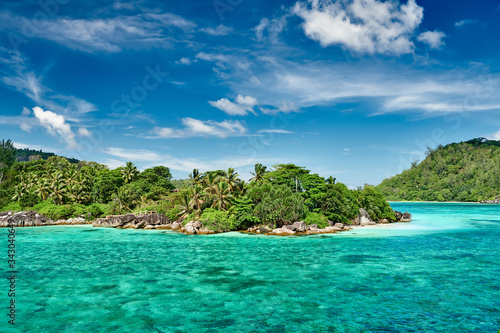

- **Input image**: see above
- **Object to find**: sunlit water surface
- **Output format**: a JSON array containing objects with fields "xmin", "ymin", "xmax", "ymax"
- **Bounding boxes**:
[{"xmin": 2, "ymin": 202, "xmax": 499, "ymax": 332}]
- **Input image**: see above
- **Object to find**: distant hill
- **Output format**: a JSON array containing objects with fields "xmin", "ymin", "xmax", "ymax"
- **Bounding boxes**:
[
  {"xmin": 376, "ymin": 138, "xmax": 500, "ymax": 202},
  {"xmin": 16, "ymin": 148, "xmax": 80, "ymax": 164}
]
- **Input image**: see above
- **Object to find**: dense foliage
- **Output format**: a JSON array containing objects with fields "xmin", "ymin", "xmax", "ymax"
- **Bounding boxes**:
[
  {"xmin": 0, "ymin": 139, "xmax": 396, "ymax": 229},
  {"xmin": 376, "ymin": 138, "xmax": 500, "ymax": 202}
]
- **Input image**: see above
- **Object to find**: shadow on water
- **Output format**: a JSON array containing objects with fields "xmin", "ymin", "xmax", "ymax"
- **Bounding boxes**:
[{"xmin": 339, "ymin": 254, "xmax": 385, "ymax": 264}]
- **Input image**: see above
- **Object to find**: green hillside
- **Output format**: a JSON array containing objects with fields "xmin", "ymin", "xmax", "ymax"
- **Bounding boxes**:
[
  {"xmin": 16, "ymin": 148, "xmax": 80, "ymax": 164},
  {"xmin": 376, "ymin": 138, "xmax": 500, "ymax": 202}
]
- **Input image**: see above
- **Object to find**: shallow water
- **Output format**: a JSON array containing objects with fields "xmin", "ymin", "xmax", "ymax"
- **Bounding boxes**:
[{"xmin": 2, "ymin": 203, "xmax": 499, "ymax": 332}]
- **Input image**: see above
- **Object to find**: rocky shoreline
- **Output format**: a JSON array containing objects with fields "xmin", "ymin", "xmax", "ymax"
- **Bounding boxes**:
[
  {"xmin": 0, "ymin": 211, "xmax": 90, "ymax": 227},
  {"xmin": 1, "ymin": 208, "xmax": 412, "ymax": 236}
]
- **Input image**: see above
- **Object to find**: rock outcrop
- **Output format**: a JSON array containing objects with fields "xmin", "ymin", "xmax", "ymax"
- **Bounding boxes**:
[
  {"xmin": 352, "ymin": 208, "xmax": 376, "ymax": 226},
  {"xmin": 92, "ymin": 213, "xmax": 170, "ymax": 229},
  {"xmin": 398, "ymin": 212, "xmax": 412, "ymax": 222},
  {"xmin": 248, "ymin": 221, "xmax": 352, "ymax": 236},
  {"xmin": 180, "ymin": 221, "xmax": 215, "ymax": 234},
  {"xmin": 0, "ymin": 211, "xmax": 90, "ymax": 227}
]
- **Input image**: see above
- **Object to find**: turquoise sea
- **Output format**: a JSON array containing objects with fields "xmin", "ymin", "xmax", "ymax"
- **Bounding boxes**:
[{"xmin": 2, "ymin": 202, "xmax": 500, "ymax": 332}]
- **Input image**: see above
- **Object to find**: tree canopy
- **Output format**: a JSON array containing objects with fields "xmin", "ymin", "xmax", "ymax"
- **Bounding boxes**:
[
  {"xmin": 0, "ymin": 142, "xmax": 396, "ymax": 231},
  {"xmin": 376, "ymin": 138, "xmax": 500, "ymax": 202}
]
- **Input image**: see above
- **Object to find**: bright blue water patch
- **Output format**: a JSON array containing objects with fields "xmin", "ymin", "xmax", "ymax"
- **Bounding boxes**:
[{"xmin": 2, "ymin": 203, "xmax": 499, "ymax": 332}]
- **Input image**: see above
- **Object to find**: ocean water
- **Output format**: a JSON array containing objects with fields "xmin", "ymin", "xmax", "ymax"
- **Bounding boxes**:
[{"xmin": 2, "ymin": 202, "xmax": 499, "ymax": 332}]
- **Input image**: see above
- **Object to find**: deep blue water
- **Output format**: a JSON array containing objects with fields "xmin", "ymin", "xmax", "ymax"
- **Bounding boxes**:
[{"xmin": 2, "ymin": 202, "xmax": 499, "ymax": 332}]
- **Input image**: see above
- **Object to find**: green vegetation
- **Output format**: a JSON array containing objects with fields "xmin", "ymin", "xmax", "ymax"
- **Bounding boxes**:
[
  {"xmin": 376, "ymin": 138, "xmax": 500, "ymax": 202},
  {"xmin": 16, "ymin": 147, "xmax": 80, "ymax": 164},
  {"xmin": 0, "ymin": 139, "xmax": 396, "ymax": 229}
]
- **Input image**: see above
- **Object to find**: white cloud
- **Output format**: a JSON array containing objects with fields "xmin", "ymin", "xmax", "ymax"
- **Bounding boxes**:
[
  {"xmin": 0, "ymin": 49, "xmax": 97, "ymax": 118},
  {"xmin": 151, "ymin": 118, "xmax": 247, "ymax": 139},
  {"xmin": 209, "ymin": 95, "xmax": 258, "ymax": 116},
  {"xmin": 195, "ymin": 52, "xmax": 252, "ymax": 76},
  {"xmin": 293, "ymin": 0, "xmax": 423, "ymax": 55},
  {"xmin": 176, "ymin": 57, "xmax": 192, "ymax": 65},
  {"xmin": 454, "ymin": 19, "xmax": 475, "ymax": 29},
  {"xmin": 78, "ymin": 128, "xmax": 92, "ymax": 137},
  {"xmin": 417, "ymin": 30, "xmax": 446, "ymax": 49},
  {"xmin": 104, "ymin": 147, "xmax": 161, "ymax": 161},
  {"xmin": 258, "ymin": 129, "xmax": 294, "ymax": 134},
  {"xmin": 103, "ymin": 159, "xmax": 126, "ymax": 170},
  {"xmin": 32, "ymin": 106, "xmax": 77, "ymax": 148},
  {"xmin": 222, "ymin": 54, "xmax": 500, "ymax": 115},
  {"xmin": 0, "ymin": 12, "xmax": 196, "ymax": 53},
  {"xmin": 259, "ymin": 101, "xmax": 298, "ymax": 115},
  {"xmin": 20, "ymin": 122, "xmax": 31, "ymax": 132},
  {"xmin": 200, "ymin": 24, "xmax": 233, "ymax": 36},
  {"xmin": 488, "ymin": 129, "xmax": 500, "ymax": 141},
  {"xmin": 255, "ymin": 16, "xmax": 288, "ymax": 42},
  {"xmin": 13, "ymin": 142, "xmax": 44, "ymax": 150}
]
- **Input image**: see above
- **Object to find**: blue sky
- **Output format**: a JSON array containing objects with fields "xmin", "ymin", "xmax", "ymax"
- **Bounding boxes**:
[{"xmin": 1, "ymin": 0, "xmax": 500, "ymax": 187}]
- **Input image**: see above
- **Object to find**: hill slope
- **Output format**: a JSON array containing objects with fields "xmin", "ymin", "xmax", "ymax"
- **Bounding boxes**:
[
  {"xmin": 16, "ymin": 148, "xmax": 80, "ymax": 164},
  {"xmin": 376, "ymin": 138, "xmax": 500, "ymax": 202}
]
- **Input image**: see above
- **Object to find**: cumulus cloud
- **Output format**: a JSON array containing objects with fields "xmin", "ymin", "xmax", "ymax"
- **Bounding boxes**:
[
  {"xmin": 151, "ymin": 118, "xmax": 247, "ymax": 138},
  {"xmin": 293, "ymin": 0, "xmax": 423, "ymax": 55},
  {"xmin": 489, "ymin": 129, "xmax": 500, "ymax": 141},
  {"xmin": 0, "ymin": 12, "xmax": 196, "ymax": 53},
  {"xmin": 209, "ymin": 95, "xmax": 258, "ymax": 116},
  {"xmin": 200, "ymin": 24, "xmax": 233, "ymax": 36},
  {"xmin": 176, "ymin": 57, "xmax": 192, "ymax": 65},
  {"xmin": 417, "ymin": 30, "xmax": 446, "ymax": 49},
  {"xmin": 32, "ymin": 106, "xmax": 77, "ymax": 148}
]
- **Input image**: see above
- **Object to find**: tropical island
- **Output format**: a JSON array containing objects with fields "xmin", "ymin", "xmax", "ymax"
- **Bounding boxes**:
[
  {"xmin": 376, "ymin": 138, "xmax": 500, "ymax": 203},
  {"xmin": 0, "ymin": 139, "xmax": 410, "ymax": 235}
]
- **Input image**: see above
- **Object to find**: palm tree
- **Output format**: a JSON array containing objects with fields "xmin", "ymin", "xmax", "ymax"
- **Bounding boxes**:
[
  {"xmin": 212, "ymin": 181, "xmax": 233, "ymax": 211},
  {"xmin": 190, "ymin": 184, "xmax": 204, "ymax": 213},
  {"xmin": 177, "ymin": 192, "xmax": 194, "ymax": 219},
  {"xmin": 223, "ymin": 168, "xmax": 239, "ymax": 191},
  {"xmin": 203, "ymin": 172, "xmax": 219, "ymax": 196},
  {"xmin": 35, "ymin": 178, "xmax": 50, "ymax": 201},
  {"xmin": 326, "ymin": 176, "xmax": 336, "ymax": 185},
  {"xmin": 189, "ymin": 168, "xmax": 202, "ymax": 186},
  {"xmin": 48, "ymin": 180, "xmax": 67, "ymax": 205},
  {"xmin": 250, "ymin": 163, "xmax": 267, "ymax": 183},
  {"xmin": 11, "ymin": 185, "xmax": 27, "ymax": 201},
  {"xmin": 235, "ymin": 180, "xmax": 247, "ymax": 196},
  {"xmin": 122, "ymin": 162, "xmax": 139, "ymax": 184}
]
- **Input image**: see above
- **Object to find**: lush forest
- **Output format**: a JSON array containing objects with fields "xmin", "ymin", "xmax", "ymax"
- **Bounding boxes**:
[
  {"xmin": 0, "ymin": 139, "xmax": 396, "ymax": 231},
  {"xmin": 376, "ymin": 138, "xmax": 500, "ymax": 202},
  {"xmin": 16, "ymin": 148, "xmax": 80, "ymax": 164}
]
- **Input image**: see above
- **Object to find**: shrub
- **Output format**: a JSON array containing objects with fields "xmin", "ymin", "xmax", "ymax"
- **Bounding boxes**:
[
  {"xmin": 357, "ymin": 186, "xmax": 396, "ymax": 221},
  {"xmin": 326, "ymin": 213, "xmax": 351, "ymax": 225},
  {"xmin": 19, "ymin": 193, "xmax": 40, "ymax": 208},
  {"xmin": 35, "ymin": 201, "xmax": 74, "ymax": 220},
  {"xmin": 199, "ymin": 208, "xmax": 238, "ymax": 232},
  {"xmin": 165, "ymin": 207, "xmax": 181, "ymax": 221},
  {"xmin": 253, "ymin": 185, "xmax": 304, "ymax": 227},
  {"xmin": 304, "ymin": 212, "xmax": 329, "ymax": 228},
  {"xmin": 0, "ymin": 201, "xmax": 22, "ymax": 213}
]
